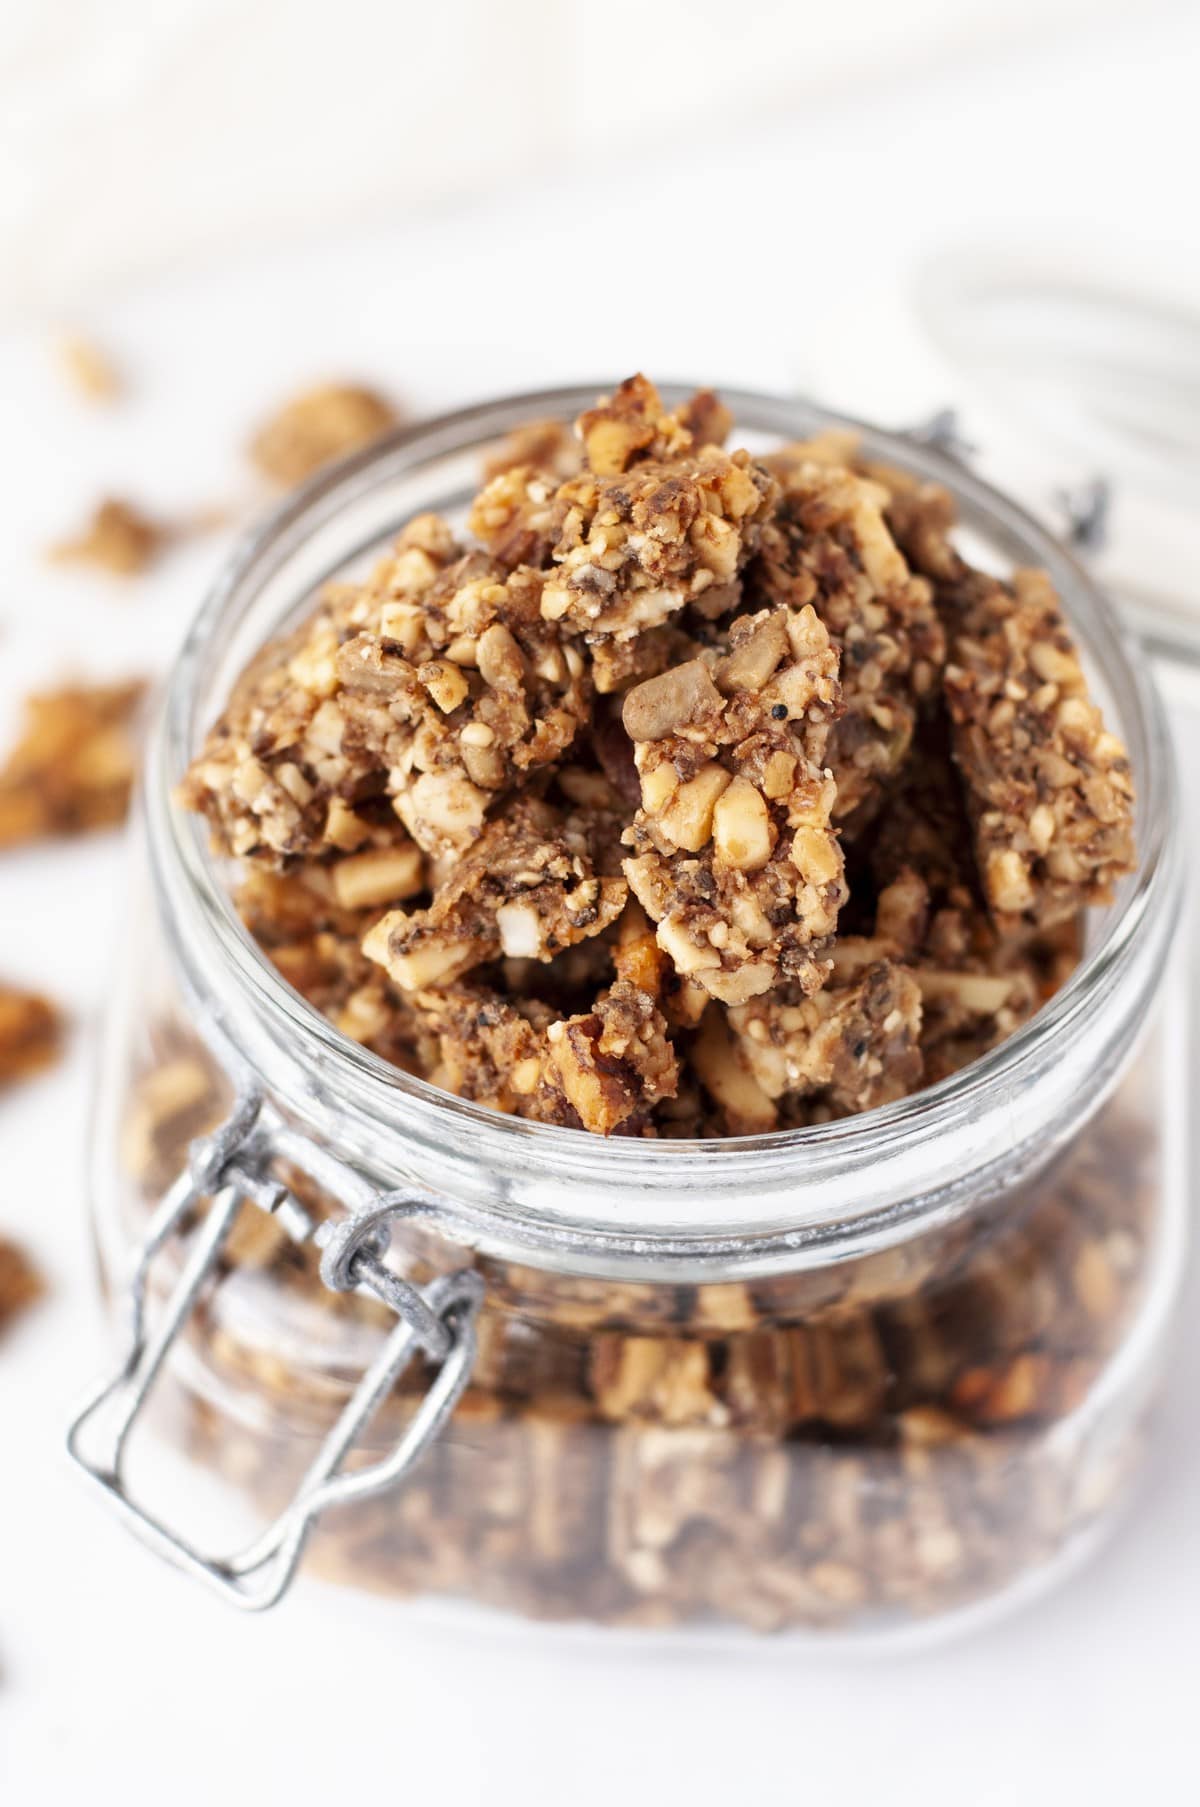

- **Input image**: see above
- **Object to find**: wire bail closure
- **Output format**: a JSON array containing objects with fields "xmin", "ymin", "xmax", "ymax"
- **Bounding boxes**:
[{"xmin": 66, "ymin": 1085, "xmax": 483, "ymax": 1610}]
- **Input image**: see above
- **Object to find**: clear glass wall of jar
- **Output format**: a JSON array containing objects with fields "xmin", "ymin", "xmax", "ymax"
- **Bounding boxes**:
[{"xmin": 85, "ymin": 388, "xmax": 1187, "ymax": 1641}]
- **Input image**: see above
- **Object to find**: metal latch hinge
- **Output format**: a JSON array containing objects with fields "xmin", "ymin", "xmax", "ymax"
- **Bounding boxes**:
[{"xmin": 67, "ymin": 1086, "xmax": 483, "ymax": 1610}]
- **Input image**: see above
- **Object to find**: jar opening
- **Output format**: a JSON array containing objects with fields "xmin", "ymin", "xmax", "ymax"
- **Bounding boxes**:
[{"xmin": 142, "ymin": 385, "xmax": 1182, "ymax": 1268}]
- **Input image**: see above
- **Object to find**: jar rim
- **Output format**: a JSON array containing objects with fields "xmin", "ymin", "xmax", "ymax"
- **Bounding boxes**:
[{"xmin": 145, "ymin": 383, "xmax": 1181, "ymax": 1270}]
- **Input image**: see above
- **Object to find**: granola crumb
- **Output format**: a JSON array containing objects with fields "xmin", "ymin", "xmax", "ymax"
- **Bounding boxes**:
[
  {"xmin": 55, "ymin": 332, "xmax": 122, "ymax": 403},
  {"xmin": 0, "ymin": 1237, "xmax": 43, "ymax": 1338},
  {"xmin": 0, "ymin": 680, "xmax": 146, "ymax": 849},
  {"xmin": 48, "ymin": 499, "xmax": 170, "ymax": 577},
  {"xmin": 0, "ymin": 984, "xmax": 62, "ymax": 1087},
  {"xmin": 249, "ymin": 383, "xmax": 400, "ymax": 486}
]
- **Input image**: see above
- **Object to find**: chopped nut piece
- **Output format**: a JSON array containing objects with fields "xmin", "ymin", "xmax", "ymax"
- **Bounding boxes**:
[
  {"xmin": 49, "ymin": 499, "xmax": 169, "ymax": 577},
  {"xmin": 249, "ymin": 382, "xmax": 399, "ymax": 486},
  {"xmin": 0, "ymin": 985, "xmax": 62, "ymax": 1088},
  {"xmin": 0, "ymin": 1237, "xmax": 43, "ymax": 1338},
  {"xmin": 0, "ymin": 680, "xmax": 145, "ymax": 848},
  {"xmin": 331, "ymin": 842, "xmax": 424, "ymax": 911}
]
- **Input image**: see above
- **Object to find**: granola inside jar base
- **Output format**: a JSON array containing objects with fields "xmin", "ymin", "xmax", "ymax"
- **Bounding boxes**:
[{"xmin": 81, "ymin": 386, "xmax": 1187, "ymax": 1639}]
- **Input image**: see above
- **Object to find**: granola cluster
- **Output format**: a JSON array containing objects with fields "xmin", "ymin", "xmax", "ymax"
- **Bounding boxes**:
[
  {"xmin": 0, "ymin": 681, "xmax": 146, "ymax": 849},
  {"xmin": 182, "ymin": 378, "xmax": 1136, "ymax": 1136}
]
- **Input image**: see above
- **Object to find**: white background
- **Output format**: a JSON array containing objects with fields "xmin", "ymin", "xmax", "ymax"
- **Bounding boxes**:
[{"xmin": 2, "ymin": 6, "xmax": 1199, "ymax": 1802}]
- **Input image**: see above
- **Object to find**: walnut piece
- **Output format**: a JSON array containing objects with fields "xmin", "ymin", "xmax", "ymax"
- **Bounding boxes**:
[{"xmin": 0, "ymin": 681, "xmax": 145, "ymax": 848}]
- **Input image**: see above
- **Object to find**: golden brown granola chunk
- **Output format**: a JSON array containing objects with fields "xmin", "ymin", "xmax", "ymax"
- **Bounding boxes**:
[
  {"xmin": 408, "ymin": 976, "xmax": 677, "ymax": 1135},
  {"xmin": 695, "ymin": 959, "xmax": 922, "ymax": 1132},
  {"xmin": 940, "ymin": 566, "xmax": 1135, "ymax": 933},
  {"xmin": 0, "ymin": 984, "xmax": 62, "ymax": 1087},
  {"xmin": 621, "ymin": 605, "xmax": 845, "ymax": 1005},
  {"xmin": 0, "ymin": 680, "xmax": 145, "ymax": 848},
  {"xmin": 249, "ymin": 382, "xmax": 399, "ymax": 486},
  {"xmin": 181, "ymin": 517, "xmax": 588, "ymax": 860},
  {"xmin": 754, "ymin": 455, "xmax": 944, "ymax": 831},
  {"xmin": 48, "ymin": 499, "xmax": 169, "ymax": 577},
  {"xmin": 469, "ymin": 379, "xmax": 775, "ymax": 662},
  {"xmin": 235, "ymin": 865, "xmax": 424, "ymax": 1066},
  {"xmin": 545, "ymin": 978, "xmax": 679, "ymax": 1134},
  {"xmin": 0, "ymin": 1237, "xmax": 43, "ymax": 1338},
  {"xmin": 865, "ymin": 739, "xmax": 1044, "ymax": 1080},
  {"xmin": 363, "ymin": 798, "xmax": 626, "ymax": 991},
  {"xmin": 403, "ymin": 984, "xmax": 560, "ymax": 1120}
]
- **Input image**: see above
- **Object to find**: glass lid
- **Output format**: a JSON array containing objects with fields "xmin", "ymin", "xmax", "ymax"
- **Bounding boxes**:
[{"xmin": 917, "ymin": 250, "xmax": 1200, "ymax": 679}]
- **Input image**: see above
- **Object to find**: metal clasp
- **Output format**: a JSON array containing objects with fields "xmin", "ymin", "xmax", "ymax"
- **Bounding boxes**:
[{"xmin": 67, "ymin": 1087, "xmax": 483, "ymax": 1610}]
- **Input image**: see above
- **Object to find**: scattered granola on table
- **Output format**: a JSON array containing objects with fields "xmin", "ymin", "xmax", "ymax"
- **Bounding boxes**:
[
  {"xmin": 0, "ymin": 680, "xmax": 146, "ymax": 849},
  {"xmin": 54, "ymin": 333, "xmax": 122, "ymax": 404},
  {"xmin": 0, "ymin": 1238, "xmax": 43, "ymax": 1339},
  {"xmin": 0, "ymin": 985, "xmax": 62, "ymax": 1088},
  {"xmin": 48, "ymin": 499, "xmax": 171, "ymax": 577},
  {"xmin": 249, "ymin": 382, "xmax": 400, "ymax": 487},
  {"xmin": 182, "ymin": 376, "xmax": 1136, "ymax": 1136}
]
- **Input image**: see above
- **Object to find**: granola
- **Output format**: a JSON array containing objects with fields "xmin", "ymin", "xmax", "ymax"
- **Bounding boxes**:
[
  {"xmin": 48, "ymin": 499, "xmax": 169, "ymax": 577},
  {"xmin": 0, "ymin": 1238, "xmax": 43, "ymax": 1339},
  {"xmin": 249, "ymin": 382, "xmax": 400, "ymax": 486},
  {"xmin": 182, "ymin": 378, "xmax": 1135, "ymax": 1136},
  {"xmin": 0, "ymin": 681, "xmax": 145, "ymax": 848},
  {"xmin": 0, "ymin": 984, "xmax": 62, "ymax": 1088},
  {"xmin": 155, "ymin": 1048, "xmax": 1158, "ymax": 1633},
  {"xmin": 756, "ymin": 452, "xmax": 945, "ymax": 832},
  {"xmin": 56, "ymin": 333, "xmax": 122, "ymax": 403}
]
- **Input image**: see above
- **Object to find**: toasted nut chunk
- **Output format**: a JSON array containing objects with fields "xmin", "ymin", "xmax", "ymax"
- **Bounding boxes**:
[
  {"xmin": 622, "ymin": 660, "xmax": 723, "ymax": 742},
  {"xmin": 713, "ymin": 778, "xmax": 772, "ymax": 873},
  {"xmin": 418, "ymin": 660, "xmax": 470, "ymax": 714},
  {"xmin": 690, "ymin": 1008, "xmax": 777, "ymax": 1133},
  {"xmin": 332, "ymin": 843, "xmax": 425, "ymax": 910},
  {"xmin": 660, "ymin": 763, "xmax": 732, "ymax": 853}
]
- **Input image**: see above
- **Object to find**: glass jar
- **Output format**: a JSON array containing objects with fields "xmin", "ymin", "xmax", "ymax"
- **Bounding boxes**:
[{"xmin": 75, "ymin": 386, "xmax": 1188, "ymax": 1642}]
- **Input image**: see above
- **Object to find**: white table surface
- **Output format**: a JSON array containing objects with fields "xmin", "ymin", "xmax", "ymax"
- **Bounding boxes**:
[{"xmin": 3, "ymin": 13, "xmax": 1199, "ymax": 1799}]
